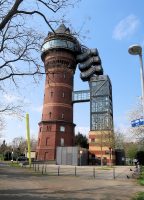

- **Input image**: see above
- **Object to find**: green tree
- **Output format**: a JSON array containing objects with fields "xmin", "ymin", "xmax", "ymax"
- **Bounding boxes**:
[
  {"xmin": 0, "ymin": 140, "xmax": 7, "ymax": 154},
  {"xmin": 75, "ymin": 132, "xmax": 89, "ymax": 149},
  {"xmin": 124, "ymin": 142, "xmax": 138, "ymax": 161},
  {"xmin": 136, "ymin": 151, "xmax": 144, "ymax": 165}
]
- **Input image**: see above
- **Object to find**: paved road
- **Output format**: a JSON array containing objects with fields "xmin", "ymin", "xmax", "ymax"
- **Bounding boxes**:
[{"xmin": 0, "ymin": 164, "xmax": 143, "ymax": 200}]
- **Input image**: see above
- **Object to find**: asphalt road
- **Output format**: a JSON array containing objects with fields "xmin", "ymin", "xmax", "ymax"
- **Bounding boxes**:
[{"xmin": 0, "ymin": 164, "xmax": 143, "ymax": 200}]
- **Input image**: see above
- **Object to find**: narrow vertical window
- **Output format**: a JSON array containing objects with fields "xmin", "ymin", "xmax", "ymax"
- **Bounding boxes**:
[
  {"xmin": 38, "ymin": 138, "xmax": 40, "ymax": 146},
  {"xmin": 47, "ymin": 126, "xmax": 51, "ymax": 131},
  {"xmin": 46, "ymin": 137, "xmax": 49, "ymax": 146},
  {"xmin": 61, "ymin": 113, "xmax": 64, "ymax": 119},
  {"xmin": 51, "ymin": 91, "xmax": 53, "ymax": 97},
  {"xmin": 60, "ymin": 138, "xmax": 64, "ymax": 146},
  {"xmin": 49, "ymin": 112, "xmax": 52, "ymax": 118},
  {"xmin": 63, "ymin": 73, "xmax": 66, "ymax": 79},
  {"xmin": 62, "ymin": 92, "xmax": 65, "ymax": 98}
]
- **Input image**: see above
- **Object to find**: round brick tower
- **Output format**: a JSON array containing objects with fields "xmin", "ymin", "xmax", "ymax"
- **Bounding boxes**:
[{"xmin": 36, "ymin": 24, "xmax": 81, "ymax": 161}]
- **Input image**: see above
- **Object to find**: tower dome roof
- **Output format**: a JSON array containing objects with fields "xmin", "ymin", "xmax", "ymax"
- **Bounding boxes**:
[{"xmin": 55, "ymin": 24, "xmax": 70, "ymax": 34}]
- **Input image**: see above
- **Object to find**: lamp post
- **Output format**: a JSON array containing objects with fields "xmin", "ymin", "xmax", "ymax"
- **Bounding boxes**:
[
  {"xmin": 128, "ymin": 44, "xmax": 144, "ymax": 115},
  {"xmin": 80, "ymin": 150, "xmax": 83, "ymax": 166},
  {"xmin": 11, "ymin": 149, "xmax": 14, "ymax": 163}
]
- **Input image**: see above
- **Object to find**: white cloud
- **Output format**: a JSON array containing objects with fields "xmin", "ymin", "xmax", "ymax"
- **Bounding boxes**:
[
  {"xmin": 113, "ymin": 15, "xmax": 140, "ymax": 40},
  {"xmin": 3, "ymin": 93, "xmax": 30, "ymax": 104},
  {"xmin": 3, "ymin": 94, "xmax": 20, "ymax": 103},
  {"xmin": 31, "ymin": 105, "xmax": 42, "ymax": 113}
]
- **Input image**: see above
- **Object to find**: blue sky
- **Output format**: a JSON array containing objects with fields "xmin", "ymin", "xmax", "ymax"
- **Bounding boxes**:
[{"xmin": 1, "ymin": 0, "xmax": 144, "ymax": 143}]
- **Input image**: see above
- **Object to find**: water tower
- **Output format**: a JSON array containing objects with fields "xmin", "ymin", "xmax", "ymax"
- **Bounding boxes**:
[{"xmin": 36, "ymin": 24, "xmax": 81, "ymax": 160}]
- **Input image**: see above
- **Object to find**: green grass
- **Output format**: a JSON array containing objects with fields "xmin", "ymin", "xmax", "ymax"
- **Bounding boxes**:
[
  {"xmin": 133, "ymin": 192, "xmax": 144, "ymax": 200},
  {"xmin": 9, "ymin": 162, "xmax": 21, "ymax": 167},
  {"xmin": 132, "ymin": 167, "xmax": 144, "ymax": 200},
  {"xmin": 0, "ymin": 154, "xmax": 4, "ymax": 161},
  {"xmin": 138, "ymin": 167, "xmax": 144, "ymax": 186}
]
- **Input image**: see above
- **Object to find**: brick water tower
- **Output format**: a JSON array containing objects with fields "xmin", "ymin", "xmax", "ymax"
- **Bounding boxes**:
[{"xmin": 36, "ymin": 24, "xmax": 81, "ymax": 161}]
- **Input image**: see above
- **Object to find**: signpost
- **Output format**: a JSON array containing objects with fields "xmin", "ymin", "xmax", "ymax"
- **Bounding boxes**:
[{"xmin": 131, "ymin": 118, "xmax": 144, "ymax": 127}]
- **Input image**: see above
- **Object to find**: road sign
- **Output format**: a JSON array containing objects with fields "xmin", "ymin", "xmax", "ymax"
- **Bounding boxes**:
[{"xmin": 131, "ymin": 118, "xmax": 144, "ymax": 127}]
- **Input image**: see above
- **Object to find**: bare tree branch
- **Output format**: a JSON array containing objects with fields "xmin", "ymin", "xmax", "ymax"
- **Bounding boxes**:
[
  {"xmin": 17, "ymin": 10, "xmax": 55, "ymax": 33},
  {"xmin": 0, "ymin": 0, "xmax": 80, "ymax": 132},
  {"xmin": 0, "ymin": 0, "xmax": 23, "ymax": 30}
]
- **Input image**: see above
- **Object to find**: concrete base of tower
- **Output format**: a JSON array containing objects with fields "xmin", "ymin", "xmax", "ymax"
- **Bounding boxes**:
[{"xmin": 88, "ymin": 130, "xmax": 115, "ymax": 166}]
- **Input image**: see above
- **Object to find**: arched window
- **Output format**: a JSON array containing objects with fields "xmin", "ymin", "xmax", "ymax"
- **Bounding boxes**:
[
  {"xmin": 47, "ymin": 126, "xmax": 51, "ymax": 131},
  {"xmin": 38, "ymin": 138, "xmax": 40, "ymax": 146},
  {"xmin": 46, "ymin": 137, "xmax": 49, "ymax": 146},
  {"xmin": 51, "ymin": 91, "xmax": 53, "ymax": 97}
]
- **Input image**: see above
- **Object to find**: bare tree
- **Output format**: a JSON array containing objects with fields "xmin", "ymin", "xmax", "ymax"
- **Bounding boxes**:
[
  {"xmin": 0, "ymin": 0, "xmax": 80, "ymax": 82},
  {"xmin": 0, "ymin": 0, "xmax": 80, "ymax": 130},
  {"xmin": 127, "ymin": 100, "xmax": 144, "ymax": 142},
  {"xmin": 93, "ymin": 130, "xmax": 115, "ymax": 166},
  {"xmin": 12, "ymin": 136, "xmax": 37, "ymax": 156},
  {"xmin": 0, "ymin": 118, "xmax": 5, "ymax": 132},
  {"xmin": 114, "ymin": 129, "xmax": 125, "ymax": 150}
]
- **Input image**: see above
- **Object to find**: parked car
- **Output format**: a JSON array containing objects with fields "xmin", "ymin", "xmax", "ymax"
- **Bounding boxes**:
[{"xmin": 17, "ymin": 156, "xmax": 28, "ymax": 162}]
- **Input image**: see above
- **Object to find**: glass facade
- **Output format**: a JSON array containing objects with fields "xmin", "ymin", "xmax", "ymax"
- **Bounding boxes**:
[
  {"xmin": 72, "ymin": 90, "xmax": 90, "ymax": 103},
  {"xmin": 90, "ymin": 75, "xmax": 113, "ymax": 131},
  {"xmin": 42, "ymin": 39, "xmax": 77, "ymax": 52}
]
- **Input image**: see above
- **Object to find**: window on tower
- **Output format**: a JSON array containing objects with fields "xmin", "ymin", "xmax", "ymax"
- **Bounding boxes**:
[
  {"xmin": 51, "ymin": 91, "xmax": 53, "ymax": 97},
  {"xmin": 60, "ymin": 126, "xmax": 65, "ymax": 132},
  {"xmin": 60, "ymin": 138, "xmax": 64, "ymax": 146},
  {"xmin": 49, "ymin": 112, "xmax": 52, "ymax": 118},
  {"xmin": 61, "ymin": 113, "xmax": 64, "ymax": 119},
  {"xmin": 38, "ymin": 138, "xmax": 40, "ymax": 146},
  {"xmin": 62, "ymin": 92, "xmax": 65, "ymax": 98},
  {"xmin": 47, "ymin": 126, "xmax": 51, "ymax": 131},
  {"xmin": 91, "ymin": 138, "xmax": 95, "ymax": 143},
  {"xmin": 46, "ymin": 137, "xmax": 49, "ymax": 146}
]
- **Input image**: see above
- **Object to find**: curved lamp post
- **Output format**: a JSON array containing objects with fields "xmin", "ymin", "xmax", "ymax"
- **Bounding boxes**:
[{"xmin": 128, "ymin": 44, "xmax": 144, "ymax": 115}]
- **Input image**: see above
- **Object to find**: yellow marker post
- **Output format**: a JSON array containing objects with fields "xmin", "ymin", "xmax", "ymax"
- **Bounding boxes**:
[{"xmin": 26, "ymin": 113, "xmax": 31, "ymax": 167}]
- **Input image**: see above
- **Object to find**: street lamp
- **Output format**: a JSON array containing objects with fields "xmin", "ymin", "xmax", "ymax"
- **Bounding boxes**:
[
  {"xmin": 80, "ymin": 150, "xmax": 83, "ymax": 166},
  {"xmin": 128, "ymin": 44, "xmax": 144, "ymax": 114}
]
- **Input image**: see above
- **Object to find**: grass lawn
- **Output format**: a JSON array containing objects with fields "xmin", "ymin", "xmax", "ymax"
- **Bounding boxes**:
[
  {"xmin": 133, "ymin": 192, "xmax": 144, "ymax": 200},
  {"xmin": 133, "ymin": 166, "xmax": 144, "ymax": 200},
  {"xmin": 138, "ymin": 167, "xmax": 144, "ymax": 186}
]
